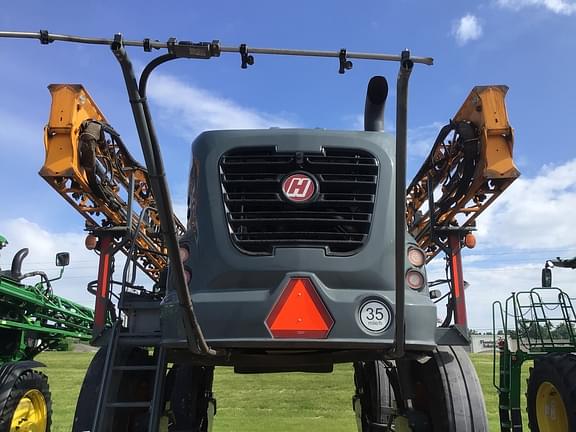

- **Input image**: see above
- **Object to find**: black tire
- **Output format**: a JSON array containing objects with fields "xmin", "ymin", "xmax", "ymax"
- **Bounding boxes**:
[
  {"xmin": 355, "ymin": 346, "xmax": 487, "ymax": 431},
  {"xmin": 526, "ymin": 353, "xmax": 576, "ymax": 432},
  {"xmin": 353, "ymin": 360, "xmax": 394, "ymax": 431},
  {"xmin": 72, "ymin": 347, "xmax": 154, "ymax": 432},
  {"xmin": 169, "ymin": 365, "xmax": 215, "ymax": 432},
  {"xmin": 0, "ymin": 369, "xmax": 52, "ymax": 432},
  {"xmin": 408, "ymin": 346, "xmax": 488, "ymax": 432},
  {"xmin": 72, "ymin": 347, "xmax": 106, "ymax": 431}
]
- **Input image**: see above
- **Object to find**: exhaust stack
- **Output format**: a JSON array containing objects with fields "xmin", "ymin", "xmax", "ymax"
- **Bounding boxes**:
[
  {"xmin": 10, "ymin": 248, "xmax": 29, "ymax": 280},
  {"xmin": 364, "ymin": 76, "xmax": 388, "ymax": 132}
]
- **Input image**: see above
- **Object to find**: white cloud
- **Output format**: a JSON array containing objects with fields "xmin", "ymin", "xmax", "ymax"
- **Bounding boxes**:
[
  {"xmin": 452, "ymin": 14, "xmax": 484, "ymax": 45},
  {"xmin": 0, "ymin": 218, "xmax": 98, "ymax": 306},
  {"xmin": 147, "ymin": 74, "xmax": 297, "ymax": 140},
  {"xmin": 460, "ymin": 261, "xmax": 574, "ymax": 329},
  {"xmin": 496, "ymin": 0, "xmax": 576, "ymax": 14},
  {"xmin": 476, "ymin": 159, "xmax": 576, "ymax": 250}
]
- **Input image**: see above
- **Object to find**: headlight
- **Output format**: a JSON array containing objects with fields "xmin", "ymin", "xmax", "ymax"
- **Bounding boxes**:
[
  {"xmin": 407, "ymin": 246, "xmax": 426, "ymax": 267},
  {"xmin": 406, "ymin": 270, "xmax": 425, "ymax": 290}
]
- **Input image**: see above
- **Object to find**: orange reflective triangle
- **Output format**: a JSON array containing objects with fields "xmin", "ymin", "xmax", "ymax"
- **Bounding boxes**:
[{"xmin": 266, "ymin": 278, "xmax": 334, "ymax": 338}]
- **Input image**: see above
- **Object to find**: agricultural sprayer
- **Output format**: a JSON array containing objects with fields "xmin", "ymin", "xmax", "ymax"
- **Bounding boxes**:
[{"xmin": 0, "ymin": 30, "xmax": 522, "ymax": 431}]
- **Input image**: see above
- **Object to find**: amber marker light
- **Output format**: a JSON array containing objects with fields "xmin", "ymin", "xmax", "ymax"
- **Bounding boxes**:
[
  {"xmin": 85, "ymin": 234, "xmax": 98, "ymax": 250},
  {"xmin": 464, "ymin": 233, "xmax": 476, "ymax": 249}
]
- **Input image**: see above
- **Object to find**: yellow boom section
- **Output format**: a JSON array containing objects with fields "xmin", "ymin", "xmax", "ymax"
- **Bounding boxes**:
[
  {"xmin": 406, "ymin": 85, "xmax": 520, "ymax": 260},
  {"xmin": 40, "ymin": 84, "xmax": 185, "ymax": 281}
]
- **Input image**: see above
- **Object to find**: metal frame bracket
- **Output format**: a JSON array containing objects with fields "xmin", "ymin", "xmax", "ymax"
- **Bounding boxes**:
[
  {"xmin": 39, "ymin": 29, "xmax": 52, "ymax": 45},
  {"xmin": 167, "ymin": 38, "xmax": 221, "ymax": 59},
  {"xmin": 338, "ymin": 48, "xmax": 352, "ymax": 74},
  {"xmin": 239, "ymin": 43, "xmax": 254, "ymax": 68}
]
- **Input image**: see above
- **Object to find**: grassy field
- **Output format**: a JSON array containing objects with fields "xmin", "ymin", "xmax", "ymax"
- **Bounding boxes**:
[{"xmin": 36, "ymin": 351, "xmax": 531, "ymax": 431}]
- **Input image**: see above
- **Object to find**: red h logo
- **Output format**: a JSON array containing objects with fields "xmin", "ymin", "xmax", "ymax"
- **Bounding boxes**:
[{"xmin": 282, "ymin": 174, "xmax": 316, "ymax": 202}]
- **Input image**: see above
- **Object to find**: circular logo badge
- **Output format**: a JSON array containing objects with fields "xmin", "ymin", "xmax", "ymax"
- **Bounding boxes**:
[
  {"xmin": 281, "ymin": 173, "xmax": 316, "ymax": 203},
  {"xmin": 359, "ymin": 300, "xmax": 391, "ymax": 333}
]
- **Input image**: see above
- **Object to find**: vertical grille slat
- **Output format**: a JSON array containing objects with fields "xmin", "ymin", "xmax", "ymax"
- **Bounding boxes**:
[{"xmin": 219, "ymin": 146, "xmax": 378, "ymax": 255}]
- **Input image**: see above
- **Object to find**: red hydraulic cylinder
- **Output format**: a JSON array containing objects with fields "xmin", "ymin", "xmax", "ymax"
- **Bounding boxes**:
[
  {"xmin": 447, "ymin": 232, "xmax": 468, "ymax": 328},
  {"xmin": 93, "ymin": 233, "xmax": 113, "ymax": 338}
]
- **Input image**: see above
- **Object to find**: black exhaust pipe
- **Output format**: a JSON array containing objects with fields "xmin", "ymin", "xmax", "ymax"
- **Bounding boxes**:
[
  {"xmin": 11, "ymin": 248, "xmax": 29, "ymax": 279},
  {"xmin": 364, "ymin": 76, "xmax": 388, "ymax": 132}
]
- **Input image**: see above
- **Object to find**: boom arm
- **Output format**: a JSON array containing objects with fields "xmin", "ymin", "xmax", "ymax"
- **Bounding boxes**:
[
  {"xmin": 0, "ymin": 276, "xmax": 94, "ymax": 362},
  {"xmin": 40, "ymin": 84, "xmax": 185, "ymax": 282},
  {"xmin": 406, "ymin": 85, "xmax": 520, "ymax": 260}
]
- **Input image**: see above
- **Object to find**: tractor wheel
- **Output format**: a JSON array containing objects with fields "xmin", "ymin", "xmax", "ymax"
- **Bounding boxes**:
[
  {"xmin": 355, "ymin": 346, "xmax": 487, "ymax": 431},
  {"xmin": 168, "ymin": 365, "xmax": 215, "ymax": 432},
  {"xmin": 353, "ymin": 360, "xmax": 395, "ymax": 431},
  {"xmin": 72, "ymin": 347, "xmax": 155, "ymax": 432},
  {"xmin": 526, "ymin": 353, "xmax": 576, "ymax": 432},
  {"xmin": 406, "ymin": 345, "xmax": 488, "ymax": 431},
  {"xmin": 0, "ymin": 369, "xmax": 52, "ymax": 432}
]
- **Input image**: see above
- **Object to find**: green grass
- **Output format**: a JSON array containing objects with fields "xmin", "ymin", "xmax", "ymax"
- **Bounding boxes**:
[{"xmin": 36, "ymin": 351, "xmax": 531, "ymax": 431}]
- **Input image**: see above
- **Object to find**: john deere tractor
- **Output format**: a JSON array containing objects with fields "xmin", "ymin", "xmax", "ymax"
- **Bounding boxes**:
[
  {"xmin": 0, "ymin": 30, "xmax": 521, "ymax": 431},
  {"xmin": 0, "ymin": 235, "xmax": 94, "ymax": 431},
  {"xmin": 494, "ymin": 256, "xmax": 576, "ymax": 431}
]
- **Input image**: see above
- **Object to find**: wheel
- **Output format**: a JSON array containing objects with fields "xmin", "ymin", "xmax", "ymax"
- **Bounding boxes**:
[
  {"xmin": 72, "ymin": 347, "xmax": 155, "ymax": 432},
  {"xmin": 168, "ymin": 365, "xmax": 215, "ymax": 432},
  {"xmin": 526, "ymin": 353, "xmax": 576, "ymax": 432},
  {"xmin": 355, "ymin": 346, "xmax": 488, "ymax": 431},
  {"xmin": 353, "ymin": 360, "xmax": 395, "ymax": 431},
  {"xmin": 407, "ymin": 346, "xmax": 488, "ymax": 431},
  {"xmin": 0, "ymin": 369, "xmax": 52, "ymax": 432}
]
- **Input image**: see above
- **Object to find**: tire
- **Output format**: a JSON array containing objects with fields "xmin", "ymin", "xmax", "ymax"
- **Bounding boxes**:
[
  {"xmin": 72, "ymin": 347, "xmax": 155, "ymax": 432},
  {"xmin": 353, "ymin": 360, "xmax": 394, "ymax": 431},
  {"xmin": 355, "ymin": 346, "xmax": 487, "ymax": 431},
  {"xmin": 408, "ymin": 346, "xmax": 488, "ymax": 432},
  {"xmin": 0, "ymin": 369, "xmax": 52, "ymax": 432},
  {"xmin": 169, "ymin": 365, "xmax": 215, "ymax": 432},
  {"xmin": 526, "ymin": 353, "xmax": 576, "ymax": 432}
]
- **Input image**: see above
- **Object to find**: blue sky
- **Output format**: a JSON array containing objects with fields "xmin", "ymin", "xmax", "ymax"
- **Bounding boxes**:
[{"xmin": 0, "ymin": 1, "xmax": 575, "ymax": 329}]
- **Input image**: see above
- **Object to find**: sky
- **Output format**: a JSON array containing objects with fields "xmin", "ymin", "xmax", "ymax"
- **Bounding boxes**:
[{"xmin": 0, "ymin": 0, "xmax": 575, "ymax": 330}]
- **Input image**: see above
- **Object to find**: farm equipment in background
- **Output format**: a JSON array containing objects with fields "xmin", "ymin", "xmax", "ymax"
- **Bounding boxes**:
[
  {"xmin": 493, "ymin": 257, "xmax": 576, "ymax": 432},
  {"xmin": 0, "ymin": 236, "xmax": 94, "ymax": 431},
  {"xmin": 1, "ymin": 30, "xmax": 521, "ymax": 431}
]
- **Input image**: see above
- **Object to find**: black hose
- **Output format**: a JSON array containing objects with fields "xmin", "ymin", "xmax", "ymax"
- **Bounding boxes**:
[{"xmin": 111, "ymin": 41, "xmax": 214, "ymax": 356}]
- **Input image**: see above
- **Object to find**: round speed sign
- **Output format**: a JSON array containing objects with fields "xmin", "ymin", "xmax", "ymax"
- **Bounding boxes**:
[{"xmin": 358, "ymin": 299, "xmax": 391, "ymax": 333}]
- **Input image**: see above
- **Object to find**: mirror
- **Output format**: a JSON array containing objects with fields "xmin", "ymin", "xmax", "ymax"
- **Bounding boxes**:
[
  {"xmin": 541, "ymin": 268, "xmax": 552, "ymax": 288},
  {"xmin": 55, "ymin": 252, "xmax": 70, "ymax": 267}
]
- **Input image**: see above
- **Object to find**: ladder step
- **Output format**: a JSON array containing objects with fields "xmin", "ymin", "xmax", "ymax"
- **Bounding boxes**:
[
  {"xmin": 106, "ymin": 401, "xmax": 151, "ymax": 409},
  {"xmin": 121, "ymin": 300, "xmax": 161, "ymax": 310},
  {"xmin": 117, "ymin": 333, "xmax": 161, "ymax": 345},
  {"xmin": 113, "ymin": 365, "xmax": 158, "ymax": 371},
  {"xmin": 118, "ymin": 332, "xmax": 161, "ymax": 337}
]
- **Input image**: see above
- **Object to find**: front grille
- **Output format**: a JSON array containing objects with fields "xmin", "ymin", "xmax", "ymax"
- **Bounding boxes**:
[{"xmin": 219, "ymin": 147, "xmax": 379, "ymax": 255}]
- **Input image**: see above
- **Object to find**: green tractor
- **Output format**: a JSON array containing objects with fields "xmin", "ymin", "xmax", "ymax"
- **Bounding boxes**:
[
  {"xmin": 493, "ymin": 256, "xmax": 576, "ymax": 431},
  {"xmin": 0, "ymin": 235, "xmax": 94, "ymax": 431}
]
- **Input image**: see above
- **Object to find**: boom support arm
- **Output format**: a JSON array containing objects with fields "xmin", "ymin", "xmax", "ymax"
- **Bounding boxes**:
[
  {"xmin": 40, "ymin": 84, "xmax": 185, "ymax": 282},
  {"xmin": 406, "ymin": 85, "xmax": 520, "ymax": 260}
]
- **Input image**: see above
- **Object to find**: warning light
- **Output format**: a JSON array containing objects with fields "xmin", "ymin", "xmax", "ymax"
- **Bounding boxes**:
[
  {"xmin": 266, "ymin": 277, "xmax": 334, "ymax": 339},
  {"xmin": 464, "ymin": 232, "xmax": 476, "ymax": 249}
]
